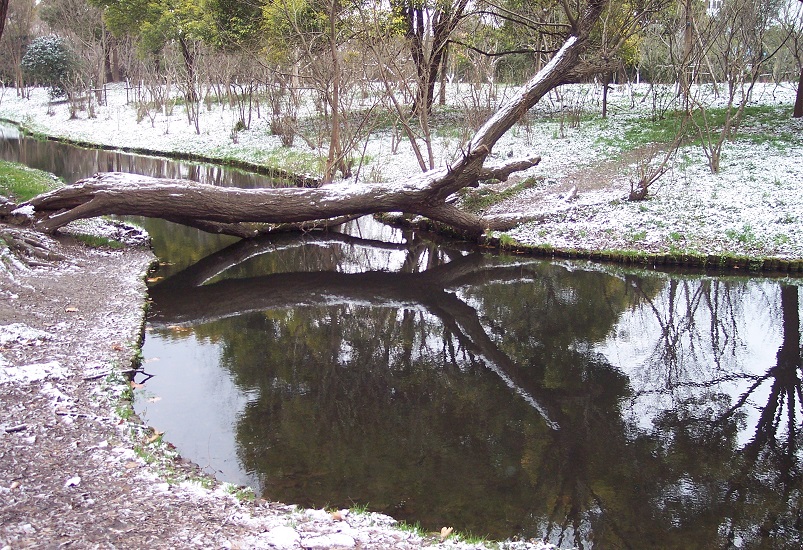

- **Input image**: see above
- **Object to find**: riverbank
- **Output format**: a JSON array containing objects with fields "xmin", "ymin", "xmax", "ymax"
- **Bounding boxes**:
[
  {"xmin": 3, "ymin": 220, "xmax": 558, "ymax": 549},
  {"xmin": 1, "ymin": 82, "xmax": 803, "ymax": 270}
]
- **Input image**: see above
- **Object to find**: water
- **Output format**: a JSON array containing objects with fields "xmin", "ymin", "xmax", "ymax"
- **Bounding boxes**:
[
  {"xmin": 2, "ymin": 122, "xmax": 802, "ymax": 548},
  {"xmin": 0, "ymin": 122, "xmax": 273, "ymax": 187}
]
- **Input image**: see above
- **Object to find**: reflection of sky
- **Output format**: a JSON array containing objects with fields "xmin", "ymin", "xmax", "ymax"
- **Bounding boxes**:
[
  {"xmin": 0, "ymin": 123, "xmax": 20, "ymax": 140},
  {"xmin": 340, "ymin": 217, "xmax": 406, "ymax": 244},
  {"xmin": 596, "ymin": 279, "xmax": 790, "ymax": 446},
  {"xmin": 136, "ymin": 331, "xmax": 259, "ymax": 489}
]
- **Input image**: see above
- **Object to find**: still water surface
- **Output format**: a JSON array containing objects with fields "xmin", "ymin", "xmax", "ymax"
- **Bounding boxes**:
[{"xmin": 2, "ymin": 122, "xmax": 802, "ymax": 548}]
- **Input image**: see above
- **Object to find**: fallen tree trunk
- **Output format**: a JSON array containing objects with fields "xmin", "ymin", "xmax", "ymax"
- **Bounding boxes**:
[
  {"xmin": 26, "ymin": 148, "xmax": 539, "ymax": 238},
  {"xmin": 24, "ymin": 1, "xmax": 608, "ymax": 239}
]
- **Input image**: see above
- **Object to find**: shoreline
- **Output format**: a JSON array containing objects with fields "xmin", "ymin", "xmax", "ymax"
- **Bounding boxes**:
[
  {"xmin": 2, "ymin": 82, "xmax": 803, "ymax": 271},
  {"xmin": 2, "ymin": 108, "xmax": 803, "ymax": 275}
]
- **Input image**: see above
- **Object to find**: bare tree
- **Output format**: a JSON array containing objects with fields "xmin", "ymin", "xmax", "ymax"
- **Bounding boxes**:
[
  {"xmin": 686, "ymin": 0, "xmax": 790, "ymax": 172},
  {"xmin": 396, "ymin": 0, "xmax": 470, "ymax": 116},
  {"xmin": 0, "ymin": 0, "xmax": 37, "ymax": 94}
]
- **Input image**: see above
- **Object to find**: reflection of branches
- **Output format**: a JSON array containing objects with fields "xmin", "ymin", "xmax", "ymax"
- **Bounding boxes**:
[
  {"xmin": 430, "ymin": 292, "xmax": 559, "ymax": 429},
  {"xmin": 743, "ymin": 286, "xmax": 802, "ymax": 466},
  {"xmin": 150, "ymin": 233, "xmax": 559, "ymax": 426},
  {"xmin": 712, "ymin": 285, "xmax": 803, "ymax": 546},
  {"xmin": 630, "ymin": 278, "xmax": 749, "ymax": 392}
]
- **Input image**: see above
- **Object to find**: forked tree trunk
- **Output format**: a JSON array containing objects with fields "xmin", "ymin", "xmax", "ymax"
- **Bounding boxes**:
[{"xmin": 22, "ymin": 1, "xmax": 608, "ymax": 240}]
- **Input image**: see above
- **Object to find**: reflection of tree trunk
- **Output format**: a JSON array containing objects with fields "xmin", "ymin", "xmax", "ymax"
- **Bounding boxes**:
[
  {"xmin": 156, "ymin": 231, "xmax": 425, "ymax": 288},
  {"xmin": 149, "ymin": 242, "xmax": 562, "ymax": 425},
  {"xmin": 430, "ymin": 291, "xmax": 560, "ymax": 429},
  {"xmin": 742, "ymin": 286, "xmax": 801, "ymax": 456},
  {"xmin": 150, "ymin": 251, "xmax": 522, "ymax": 325}
]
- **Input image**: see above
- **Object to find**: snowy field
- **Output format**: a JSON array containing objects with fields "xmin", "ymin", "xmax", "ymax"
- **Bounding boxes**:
[{"xmin": 1, "ymin": 81, "xmax": 802, "ymax": 261}]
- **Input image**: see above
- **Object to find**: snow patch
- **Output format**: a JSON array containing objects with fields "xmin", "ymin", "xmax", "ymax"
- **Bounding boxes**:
[
  {"xmin": 10, "ymin": 204, "xmax": 34, "ymax": 217},
  {"xmin": 261, "ymin": 526, "xmax": 301, "ymax": 549},
  {"xmin": 0, "ymin": 323, "xmax": 53, "ymax": 346},
  {"xmin": 0, "ymin": 360, "xmax": 66, "ymax": 383}
]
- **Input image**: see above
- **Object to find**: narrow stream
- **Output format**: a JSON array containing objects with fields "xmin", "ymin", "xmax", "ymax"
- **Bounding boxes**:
[{"xmin": 2, "ymin": 122, "xmax": 802, "ymax": 548}]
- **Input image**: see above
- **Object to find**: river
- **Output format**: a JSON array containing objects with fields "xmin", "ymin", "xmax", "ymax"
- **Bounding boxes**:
[{"xmin": 2, "ymin": 122, "xmax": 802, "ymax": 548}]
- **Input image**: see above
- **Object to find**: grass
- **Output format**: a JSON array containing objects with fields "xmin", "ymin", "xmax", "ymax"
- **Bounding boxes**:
[
  {"xmin": 396, "ymin": 520, "xmax": 427, "ymax": 536},
  {"xmin": 228, "ymin": 145, "xmax": 322, "ymax": 176},
  {"xmin": 725, "ymin": 223, "xmax": 757, "ymax": 245},
  {"xmin": 0, "ymin": 160, "xmax": 60, "ymax": 201},
  {"xmin": 595, "ymin": 104, "xmax": 799, "ymax": 154},
  {"xmin": 348, "ymin": 502, "xmax": 371, "ymax": 515},
  {"xmin": 223, "ymin": 483, "xmax": 256, "ymax": 502},
  {"xmin": 459, "ymin": 176, "xmax": 542, "ymax": 213},
  {"xmin": 73, "ymin": 233, "xmax": 125, "ymax": 249}
]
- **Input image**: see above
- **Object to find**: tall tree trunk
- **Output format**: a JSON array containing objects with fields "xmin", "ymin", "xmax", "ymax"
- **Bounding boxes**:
[
  {"xmin": 324, "ymin": 1, "xmax": 342, "ymax": 184},
  {"xmin": 179, "ymin": 36, "xmax": 198, "ymax": 103},
  {"xmin": 0, "ymin": 0, "xmax": 8, "ymax": 42},
  {"xmin": 794, "ymin": 67, "xmax": 803, "ymax": 118},
  {"xmin": 403, "ymin": 1, "xmax": 468, "ymax": 115}
]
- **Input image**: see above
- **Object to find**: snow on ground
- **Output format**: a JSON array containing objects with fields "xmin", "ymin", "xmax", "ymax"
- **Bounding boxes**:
[{"xmin": 1, "ymin": 81, "xmax": 802, "ymax": 259}]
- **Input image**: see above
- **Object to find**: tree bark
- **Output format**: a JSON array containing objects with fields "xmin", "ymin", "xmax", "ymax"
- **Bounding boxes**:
[
  {"xmin": 794, "ymin": 66, "xmax": 803, "ymax": 119},
  {"xmin": 23, "ymin": 0, "xmax": 608, "ymax": 239},
  {"xmin": 0, "ymin": 0, "xmax": 8, "ymax": 42}
]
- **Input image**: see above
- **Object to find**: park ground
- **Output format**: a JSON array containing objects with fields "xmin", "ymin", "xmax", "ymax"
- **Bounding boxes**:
[{"xmin": 1, "ymin": 80, "xmax": 802, "ymax": 549}]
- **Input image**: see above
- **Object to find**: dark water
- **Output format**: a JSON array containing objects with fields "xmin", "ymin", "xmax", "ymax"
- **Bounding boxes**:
[
  {"xmin": 2, "ymin": 122, "xmax": 802, "ymax": 548},
  {"xmin": 0, "ymin": 123, "xmax": 272, "ymax": 187}
]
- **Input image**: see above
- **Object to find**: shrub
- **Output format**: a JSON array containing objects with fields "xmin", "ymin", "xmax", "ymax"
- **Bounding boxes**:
[{"xmin": 21, "ymin": 35, "xmax": 77, "ymax": 99}]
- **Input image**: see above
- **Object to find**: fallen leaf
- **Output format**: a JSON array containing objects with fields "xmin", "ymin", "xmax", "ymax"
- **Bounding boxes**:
[
  {"xmin": 129, "ymin": 381, "xmax": 145, "ymax": 389},
  {"xmin": 145, "ymin": 430, "xmax": 164, "ymax": 444},
  {"xmin": 10, "ymin": 481, "xmax": 20, "ymax": 490},
  {"xmin": 65, "ymin": 307, "xmax": 79, "ymax": 313},
  {"xmin": 330, "ymin": 510, "xmax": 346, "ymax": 521},
  {"xmin": 440, "ymin": 527, "xmax": 454, "ymax": 542},
  {"xmin": 124, "ymin": 461, "xmax": 139, "ymax": 469},
  {"xmin": 146, "ymin": 277, "xmax": 163, "ymax": 283},
  {"xmin": 112, "ymin": 343, "xmax": 124, "ymax": 351}
]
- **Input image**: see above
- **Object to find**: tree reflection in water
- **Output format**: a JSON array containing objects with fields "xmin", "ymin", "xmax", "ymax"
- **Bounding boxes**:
[{"xmin": 144, "ymin": 229, "xmax": 803, "ymax": 548}]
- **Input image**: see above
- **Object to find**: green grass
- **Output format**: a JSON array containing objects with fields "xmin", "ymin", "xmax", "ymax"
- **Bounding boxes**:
[
  {"xmin": 459, "ymin": 176, "xmax": 542, "ymax": 213},
  {"xmin": 348, "ymin": 502, "xmax": 371, "ymax": 515},
  {"xmin": 595, "ymin": 104, "xmax": 800, "ymax": 153},
  {"xmin": 223, "ymin": 483, "xmax": 256, "ymax": 502},
  {"xmin": 725, "ymin": 223, "xmax": 757, "ymax": 245},
  {"xmin": 73, "ymin": 233, "xmax": 125, "ymax": 249},
  {"xmin": 396, "ymin": 521, "xmax": 426, "ymax": 536},
  {"xmin": 221, "ymin": 146, "xmax": 322, "ymax": 176},
  {"xmin": 0, "ymin": 160, "xmax": 60, "ymax": 201}
]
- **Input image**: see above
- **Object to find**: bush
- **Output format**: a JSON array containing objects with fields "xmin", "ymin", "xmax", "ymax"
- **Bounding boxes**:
[{"xmin": 21, "ymin": 35, "xmax": 77, "ymax": 98}]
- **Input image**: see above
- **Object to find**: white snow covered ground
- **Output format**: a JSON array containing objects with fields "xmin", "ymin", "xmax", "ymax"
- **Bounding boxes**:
[{"xmin": 1, "ymin": 81, "xmax": 802, "ymax": 261}]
